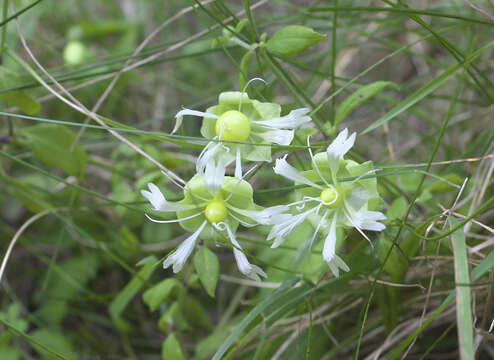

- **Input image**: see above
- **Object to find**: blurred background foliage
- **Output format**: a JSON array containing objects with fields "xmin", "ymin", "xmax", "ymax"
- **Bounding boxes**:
[{"xmin": 0, "ymin": 0, "xmax": 494, "ymax": 359}]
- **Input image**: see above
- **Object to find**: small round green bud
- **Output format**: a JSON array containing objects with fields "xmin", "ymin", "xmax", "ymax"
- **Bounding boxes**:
[
  {"xmin": 63, "ymin": 41, "xmax": 85, "ymax": 66},
  {"xmin": 320, "ymin": 187, "xmax": 343, "ymax": 209},
  {"xmin": 215, "ymin": 110, "xmax": 251, "ymax": 142},
  {"xmin": 205, "ymin": 200, "xmax": 228, "ymax": 223}
]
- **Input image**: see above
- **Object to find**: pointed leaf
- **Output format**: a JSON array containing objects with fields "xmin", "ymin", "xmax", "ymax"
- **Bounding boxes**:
[
  {"xmin": 162, "ymin": 333, "xmax": 185, "ymax": 360},
  {"xmin": 266, "ymin": 25, "xmax": 326, "ymax": 56},
  {"xmin": 334, "ymin": 81, "xmax": 398, "ymax": 127},
  {"xmin": 0, "ymin": 89, "xmax": 40, "ymax": 115},
  {"xmin": 193, "ymin": 247, "xmax": 220, "ymax": 297},
  {"xmin": 20, "ymin": 124, "xmax": 87, "ymax": 178},
  {"xmin": 142, "ymin": 278, "xmax": 180, "ymax": 312}
]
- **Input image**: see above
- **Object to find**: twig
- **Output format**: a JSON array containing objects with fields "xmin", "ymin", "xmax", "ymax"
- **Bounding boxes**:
[{"xmin": 0, "ymin": 209, "xmax": 52, "ymax": 286}]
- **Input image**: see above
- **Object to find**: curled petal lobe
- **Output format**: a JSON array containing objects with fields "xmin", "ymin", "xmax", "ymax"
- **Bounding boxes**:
[
  {"xmin": 163, "ymin": 221, "xmax": 207, "ymax": 273},
  {"xmin": 173, "ymin": 108, "xmax": 218, "ymax": 134}
]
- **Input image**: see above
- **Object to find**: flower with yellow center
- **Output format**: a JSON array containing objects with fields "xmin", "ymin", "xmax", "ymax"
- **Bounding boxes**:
[
  {"xmin": 172, "ymin": 91, "xmax": 311, "ymax": 178},
  {"xmin": 141, "ymin": 166, "xmax": 287, "ymax": 281},
  {"xmin": 269, "ymin": 129, "xmax": 386, "ymax": 277}
]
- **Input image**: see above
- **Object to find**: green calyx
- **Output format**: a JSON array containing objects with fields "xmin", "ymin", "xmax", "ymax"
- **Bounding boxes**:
[
  {"xmin": 215, "ymin": 110, "xmax": 251, "ymax": 142},
  {"xmin": 320, "ymin": 187, "xmax": 343, "ymax": 209},
  {"xmin": 205, "ymin": 199, "xmax": 228, "ymax": 223}
]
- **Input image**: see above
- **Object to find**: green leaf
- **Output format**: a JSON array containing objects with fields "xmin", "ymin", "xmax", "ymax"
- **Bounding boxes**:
[
  {"xmin": 20, "ymin": 124, "xmax": 87, "ymax": 178},
  {"xmin": 193, "ymin": 247, "xmax": 220, "ymax": 297},
  {"xmin": 31, "ymin": 329, "xmax": 78, "ymax": 360},
  {"xmin": 0, "ymin": 89, "xmax": 40, "ymax": 115},
  {"xmin": 162, "ymin": 333, "xmax": 185, "ymax": 360},
  {"xmin": 266, "ymin": 25, "xmax": 326, "ymax": 56},
  {"xmin": 0, "ymin": 346, "xmax": 20, "ymax": 360},
  {"xmin": 158, "ymin": 302, "xmax": 189, "ymax": 332},
  {"xmin": 108, "ymin": 258, "xmax": 157, "ymax": 332},
  {"xmin": 334, "ymin": 81, "xmax": 398, "ymax": 128},
  {"xmin": 448, "ymin": 217, "xmax": 474, "ymax": 360},
  {"xmin": 142, "ymin": 278, "xmax": 180, "ymax": 312},
  {"xmin": 386, "ymin": 197, "xmax": 407, "ymax": 221}
]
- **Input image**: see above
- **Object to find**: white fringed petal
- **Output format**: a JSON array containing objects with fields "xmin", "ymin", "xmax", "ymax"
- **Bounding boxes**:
[
  {"xmin": 141, "ymin": 183, "xmax": 197, "ymax": 212},
  {"xmin": 229, "ymin": 205, "xmax": 289, "ymax": 226},
  {"xmin": 196, "ymin": 141, "xmax": 232, "ymax": 175},
  {"xmin": 224, "ymin": 224, "xmax": 267, "ymax": 282},
  {"xmin": 326, "ymin": 128, "xmax": 356, "ymax": 174},
  {"xmin": 172, "ymin": 108, "xmax": 218, "ymax": 134},
  {"xmin": 205, "ymin": 157, "xmax": 226, "ymax": 193},
  {"xmin": 274, "ymin": 155, "xmax": 323, "ymax": 189},
  {"xmin": 257, "ymin": 129, "xmax": 294, "ymax": 145},
  {"xmin": 328, "ymin": 254, "xmax": 350, "ymax": 277},
  {"xmin": 267, "ymin": 208, "xmax": 316, "ymax": 247},
  {"xmin": 352, "ymin": 210, "xmax": 386, "ymax": 231},
  {"xmin": 163, "ymin": 221, "xmax": 207, "ymax": 273},
  {"xmin": 322, "ymin": 213, "xmax": 338, "ymax": 265},
  {"xmin": 253, "ymin": 108, "xmax": 311, "ymax": 129}
]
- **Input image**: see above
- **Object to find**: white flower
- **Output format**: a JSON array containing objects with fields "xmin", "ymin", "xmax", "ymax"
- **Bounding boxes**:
[
  {"xmin": 269, "ymin": 129, "xmax": 386, "ymax": 276},
  {"xmin": 141, "ymin": 172, "xmax": 280, "ymax": 281},
  {"xmin": 172, "ymin": 91, "xmax": 311, "ymax": 178}
]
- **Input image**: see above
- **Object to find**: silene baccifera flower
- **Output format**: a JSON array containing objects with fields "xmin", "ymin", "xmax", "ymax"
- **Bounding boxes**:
[
  {"xmin": 172, "ymin": 91, "xmax": 311, "ymax": 177},
  {"xmin": 141, "ymin": 163, "xmax": 286, "ymax": 281},
  {"xmin": 270, "ymin": 128, "xmax": 386, "ymax": 277}
]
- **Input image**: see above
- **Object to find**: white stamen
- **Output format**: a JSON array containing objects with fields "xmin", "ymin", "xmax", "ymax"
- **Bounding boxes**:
[
  {"xmin": 307, "ymin": 135, "xmax": 330, "ymax": 187},
  {"xmin": 145, "ymin": 212, "xmax": 202, "ymax": 224}
]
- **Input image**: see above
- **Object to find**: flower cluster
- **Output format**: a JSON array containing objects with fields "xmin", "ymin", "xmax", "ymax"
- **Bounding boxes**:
[{"xmin": 141, "ymin": 90, "xmax": 386, "ymax": 281}]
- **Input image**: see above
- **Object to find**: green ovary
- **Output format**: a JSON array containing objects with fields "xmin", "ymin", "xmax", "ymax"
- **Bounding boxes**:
[
  {"xmin": 215, "ymin": 110, "xmax": 251, "ymax": 142},
  {"xmin": 320, "ymin": 187, "xmax": 343, "ymax": 209},
  {"xmin": 205, "ymin": 199, "xmax": 228, "ymax": 223}
]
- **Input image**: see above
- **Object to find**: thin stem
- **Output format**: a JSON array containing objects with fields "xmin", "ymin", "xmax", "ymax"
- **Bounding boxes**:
[{"xmin": 0, "ymin": 0, "xmax": 8, "ymax": 61}]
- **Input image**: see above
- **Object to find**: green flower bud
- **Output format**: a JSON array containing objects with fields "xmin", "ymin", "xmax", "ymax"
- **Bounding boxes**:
[
  {"xmin": 215, "ymin": 110, "xmax": 251, "ymax": 142},
  {"xmin": 320, "ymin": 187, "xmax": 343, "ymax": 209},
  {"xmin": 63, "ymin": 41, "xmax": 85, "ymax": 66},
  {"xmin": 205, "ymin": 199, "xmax": 228, "ymax": 223}
]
